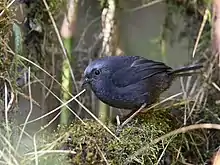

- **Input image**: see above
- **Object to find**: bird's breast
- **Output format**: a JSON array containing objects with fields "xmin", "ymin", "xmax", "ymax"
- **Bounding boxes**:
[{"xmin": 92, "ymin": 81, "xmax": 148, "ymax": 109}]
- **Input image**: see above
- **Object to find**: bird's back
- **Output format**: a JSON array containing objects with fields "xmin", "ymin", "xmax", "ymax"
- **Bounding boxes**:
[
  {"xmin": 97, "ymin": 56, "xmax": 174, "ymax": 109},
  {"xmin": 84, "ymin": 55, "xmax": 199, "ymax": 110}
]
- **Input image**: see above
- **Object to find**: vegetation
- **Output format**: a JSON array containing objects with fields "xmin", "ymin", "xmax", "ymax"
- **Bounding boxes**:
[{"xmin": 0, "ymin": 0, "xmax": 220, "ymax": 164}]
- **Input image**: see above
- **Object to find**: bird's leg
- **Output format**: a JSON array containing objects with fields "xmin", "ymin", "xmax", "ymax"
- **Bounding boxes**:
[
  {"xmin": 116, "ymin": 115, "xmax": 121, "ymax": 126},
  {"xmin": 120, "ymin": 103, "xmax": 146, "ymax": 128},
  {"xmin": 116, "ymin": 103, "xmax": 146, "ymax": 135}
]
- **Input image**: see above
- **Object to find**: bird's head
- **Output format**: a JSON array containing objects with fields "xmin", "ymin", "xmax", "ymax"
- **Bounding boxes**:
[
  {"xmin": 82, "ymin": 56, "xmax": 138, "ymax": 90},
  {"xmin": 82, "ymin": 57, "xmax": 112, "ymax": 90}
]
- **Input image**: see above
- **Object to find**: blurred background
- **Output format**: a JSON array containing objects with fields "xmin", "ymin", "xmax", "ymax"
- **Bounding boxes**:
[{"xmin": 15, "ymin": 0, "xmax": 193, "ymax": 132}]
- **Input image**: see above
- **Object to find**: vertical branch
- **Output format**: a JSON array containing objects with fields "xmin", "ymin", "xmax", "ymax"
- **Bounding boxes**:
[
  {"xmin": 206, "ymin": 0, "xmax": 220, "ymax": 105},
  {"xmin": 100, "ymin": 0, "xmax": 121, "ymax": 57},
  {"xmin": 213, "ymin": 0, "xmax": 220, "ymax": 63},
  {"xmin": 212, "ymin": 0, "xmax": 220, "ymax": 86},
  {"xmin": 60, "ymin": 0, "xmax": 78, "ymax": 125},
  {"xmin": 98, "ymin": 0, "xmax": 120, "ymax": 122}
]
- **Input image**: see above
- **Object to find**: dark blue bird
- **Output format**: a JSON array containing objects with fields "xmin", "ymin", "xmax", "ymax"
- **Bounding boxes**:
[{"xmin": 82, "ymin": 56, "xmax": 202, "ymax": 110}]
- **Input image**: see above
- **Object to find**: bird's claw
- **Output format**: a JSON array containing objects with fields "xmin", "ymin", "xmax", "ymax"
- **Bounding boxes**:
[{"xmin": 115, "ymin": 115, "xmax": 123, "ymax": 136}]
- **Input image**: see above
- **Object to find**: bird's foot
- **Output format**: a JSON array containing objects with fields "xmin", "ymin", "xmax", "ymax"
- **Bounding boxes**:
[
  {"xmin": 115, "ymin": 103, "xmax": 147, "ymax": 136},
  {"xmin": 116, "ymin": 115, "xmax": 123, "ymax": 136}
]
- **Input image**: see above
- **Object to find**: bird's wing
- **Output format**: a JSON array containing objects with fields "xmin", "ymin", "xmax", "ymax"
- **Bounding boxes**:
[{"xmin": 111, "ymin": 58, "xmax": 172, "ymax": 87}]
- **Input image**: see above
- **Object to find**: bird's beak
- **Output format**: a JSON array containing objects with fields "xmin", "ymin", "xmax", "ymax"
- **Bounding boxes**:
[{"xmin": 81, "ymin": 78, "xmax": 91, "ymax": 89}]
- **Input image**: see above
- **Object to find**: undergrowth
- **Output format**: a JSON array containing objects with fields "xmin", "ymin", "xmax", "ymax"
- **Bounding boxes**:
[{"xmin": 0, "ymin": 0, "xmax": 220, "ymax": 165}]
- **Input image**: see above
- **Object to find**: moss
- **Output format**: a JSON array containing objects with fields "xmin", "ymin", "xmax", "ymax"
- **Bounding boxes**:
[
  {"xmin": 54, "ymin": 109, "xmax": 179, "ymax": 165},
  {"xmin": 0, "ymin": 2, "xmax": 14, "ymax": 72},
  {"xmin": 20, "ymin": 106, "xmax": 220, "ymax": 164},
  {"xmin": 44, "ymin": 104, "xmax": 220, "ymax": 165}
]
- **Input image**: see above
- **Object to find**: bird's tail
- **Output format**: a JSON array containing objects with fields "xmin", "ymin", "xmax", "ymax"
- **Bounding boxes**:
[{"xmin": 168, "ymin": 63, "xmax": 203, "ymax": 76}]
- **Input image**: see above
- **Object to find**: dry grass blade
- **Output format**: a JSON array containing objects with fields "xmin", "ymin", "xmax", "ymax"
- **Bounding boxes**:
[
  {"xmin": 0, "ymin": 149, "xmax": 19, "ymax": 165},
  {"xmin": 192, "ymin": 8, "xmax": 210, "ymax": 58},
  {"xmin": 142, "ymin": 92, "xmax": 183, "ymax": 112},
  {"xmin": 0, "ymin": 133, "xmax": 20, "ymax": 165},
  {"xmin": 156, "ymin": 138, "xmax": 172, "ymax": 165},
  {"xmin": 15, "ymin": 67, "xmax": 32, "ymax": 152},
  {"xmin": 119, "ymin": 103, "xmax": 146, "ymax": 130},
  {"xmin": 127, "ymin": 0, "xmax": 164, "ymax": 12},
  {"xmin": 41, "ymin": 0, "xmax": 79, "ymax": 94},
  {"xmin": 96, "ymin": 144, "xmax": 110, "ymax": 165},
  {"xmin": 126, "ymin": 123, "xmax": 220, "ymax": 164},
  {"xmin": 212, "ymin": 149, "xmax": 220, "ymax": 165},
  {"xmin": 5, "ymin": 44, "xmax": 85, "ymax": 123},
  {"xmin": 73, "ymin": 98, "xmax": 120, "ymax": 141},
  {"xmin": 0, "ymin": 0, "xmax": 16, "ymax": 17},
  {"xmin": 25, "ymin": 150, "xmax": 76, "ymax": 156},
  {"xmin": 0, "ymin": 134, "xmax": 20, "ymax": 158},
  {"xmin": 20, "ymin": 89, "xmax": 86, "ymax": 126}
]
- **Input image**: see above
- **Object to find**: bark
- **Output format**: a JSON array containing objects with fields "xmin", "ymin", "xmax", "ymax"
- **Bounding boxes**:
[{"xmin": 98, "ymin": 0, "xmax": 121, "ymax": 122}]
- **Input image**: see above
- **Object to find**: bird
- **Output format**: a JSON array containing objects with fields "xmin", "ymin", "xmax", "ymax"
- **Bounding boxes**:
[{"xmin": 82, "ymin": 55, "xmax": 203, "ymax": 111}]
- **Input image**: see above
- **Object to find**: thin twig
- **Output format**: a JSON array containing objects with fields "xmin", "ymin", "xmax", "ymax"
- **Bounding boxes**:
[
  {"xmin": 127, "ymin": 123, "xmax": 220, "ymax": 164},
  {"xmin": 73, "ymin": 98, "xmax": 120, "ymax": 141},
  {"xmin": 126, "ymin": 0, "xmax": 164, "ymax": 12},
  {"xmin": 41, "ymin": 0, "xmax": 79, "ymax": 94},
  {"xmin": 0, "ymin": 0, "xmax": 16, "ymax": 17},
  {"xmin": 192, "ymin": 8, "xmax": 210, "ymax": 58},
  {"xmin": 15, "ymin": 67, "xmax": 33, "ymax": 152},
  {"xmin": 96, "ymin": 144, "xmax": 110, "ymax": 165},
  {"xmin": 20, "ymin": 89, "xmax": 86, "ymax": 126},
  {"xmin": 120, "ymin": 103, "xmax": 146, "ymax": 129}
]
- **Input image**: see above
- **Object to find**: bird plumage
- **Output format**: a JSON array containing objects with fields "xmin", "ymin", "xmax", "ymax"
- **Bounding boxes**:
[{"xmin": 83, "ymin": 55, "xmax": 203, "ymax": 110}]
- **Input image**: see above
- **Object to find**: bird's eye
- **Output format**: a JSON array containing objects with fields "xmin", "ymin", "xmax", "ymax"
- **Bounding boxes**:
[{"xmin": 94, "ymin": 69, "xmax": 100, "ymax": 75}]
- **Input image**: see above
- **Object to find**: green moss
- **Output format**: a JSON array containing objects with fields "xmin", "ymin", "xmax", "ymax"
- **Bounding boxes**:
[
  {"xmin": 22, "ymin": 104, "xmax": 220, "ymax": 164},
  {"xmin": 54, "ymin": 109, "xmax": 179, "ymax": 165},
  {"xmin": 0, "ymin": 2, "xmax": 14, "ymax": 72}
]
